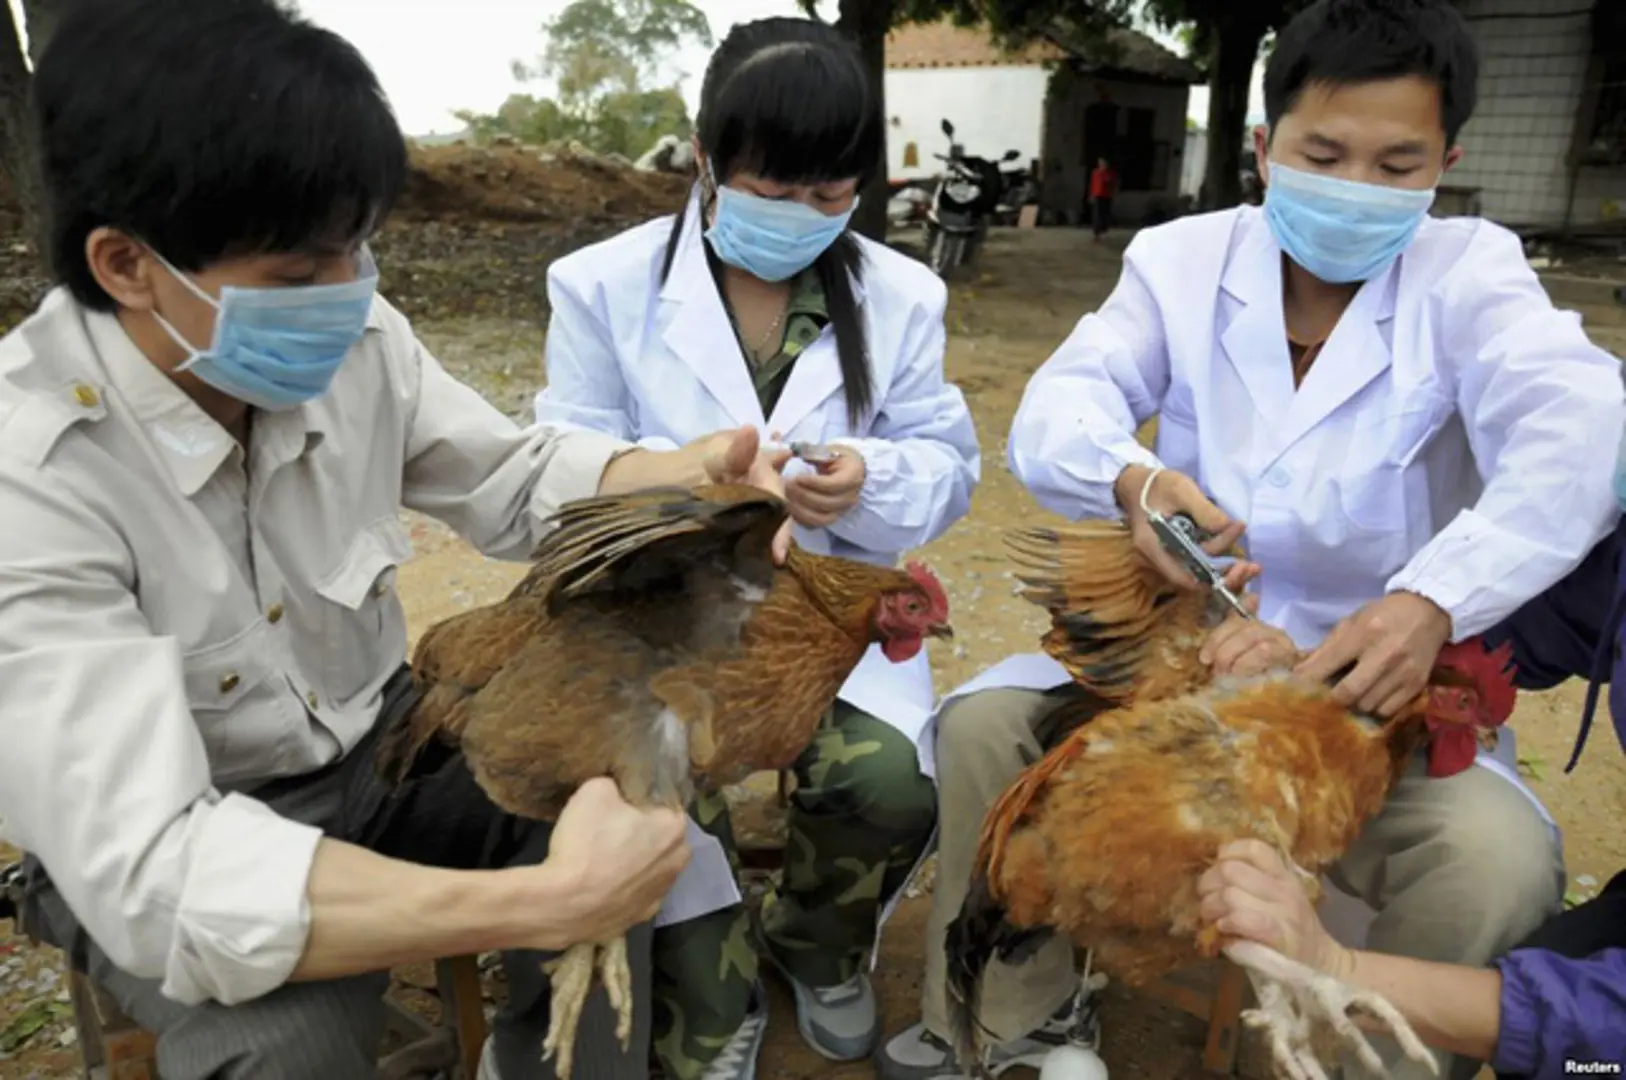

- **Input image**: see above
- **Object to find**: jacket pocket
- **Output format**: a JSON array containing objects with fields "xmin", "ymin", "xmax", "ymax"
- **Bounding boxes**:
[
  {"xmin": 182, "ymin": 621, "xmax": 277, "ymax": 770},
  {"xmin": 1334, "ymin": 397, "xmax": 1451, "ymax": 534},
  {"xmin": 315, "ymin": 515, "xmax": 414, "ymax": 706}
]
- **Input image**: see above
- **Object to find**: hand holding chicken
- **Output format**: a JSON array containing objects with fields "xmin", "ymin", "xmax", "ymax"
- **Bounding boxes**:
[
  {"xmin": 943, "ymin": 520, "xmax": 1516, "ymax": 1080},
  {"xmin": 375, "ymin": 482, "xmax": 950, "ymax": 1078}
]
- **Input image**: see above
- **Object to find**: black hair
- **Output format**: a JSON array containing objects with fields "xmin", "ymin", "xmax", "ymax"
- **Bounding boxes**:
[
  {"xmin": 660, "ymin": 17, "xmax": 882, "ymax": 426},
  {"xmin": 34, "ymin": 0, "xmax": 408, "ymax": 310},
  {"xmin": 1264, "ymin": 0, "xmax": 1479, "ymax": 145}
]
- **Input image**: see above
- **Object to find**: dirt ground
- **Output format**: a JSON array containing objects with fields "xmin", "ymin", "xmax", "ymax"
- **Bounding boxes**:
[{"xmin": 3, "ymin": 221, "xmax": 1626, "ymax": 1079}]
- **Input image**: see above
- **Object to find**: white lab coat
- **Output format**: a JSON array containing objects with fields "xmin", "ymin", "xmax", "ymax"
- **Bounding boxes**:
[
  {"xmin": 935, "ymin": 205, "xmax": 1622, "ymax": 836},
  {"xmin": 536, "ymin": 191, "xmax": 980, "ymax": 926}
]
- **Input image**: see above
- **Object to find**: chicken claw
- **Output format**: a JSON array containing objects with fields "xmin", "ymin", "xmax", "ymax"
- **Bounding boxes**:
[
  {"xmin": 1224, "ymin": 940, "xmax": 1437, "ymax": 1080},
  {"xmin": 596, "ymin": 935, "xmax": 634, "ymax": 1050},
  {"xmin": 542, "ymin": 941, "xmax": 597, "ymax": 1079}
]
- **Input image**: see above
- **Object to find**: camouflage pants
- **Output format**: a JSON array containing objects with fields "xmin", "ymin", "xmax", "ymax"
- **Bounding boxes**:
[{"xmin": 651, "ymin": 701, "xmax": 938, "ymax": 1080}]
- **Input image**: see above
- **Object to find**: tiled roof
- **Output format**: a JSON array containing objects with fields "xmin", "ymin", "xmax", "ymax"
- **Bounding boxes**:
[{"xmin": 886, "ymin": 19, "xmax": 1204, "ymax": 84}]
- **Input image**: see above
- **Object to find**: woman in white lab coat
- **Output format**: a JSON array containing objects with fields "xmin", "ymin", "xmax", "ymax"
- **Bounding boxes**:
[{"xmin": 532, "ymin": 17, "xmax": 979, "ymax": 1080}]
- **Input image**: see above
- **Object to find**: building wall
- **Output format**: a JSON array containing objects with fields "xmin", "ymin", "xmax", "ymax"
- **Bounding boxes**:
[
  {"xmin": 882, "ymin": 66, "xmax": 1050, "ymax": 182},
  {"xmin": 1040, "ymin": 67, "xmax": 1192, "ymax": 226},
  {"xmin": 1448, "ymin": 0, "xmax": 1625, "ymax": 228}
]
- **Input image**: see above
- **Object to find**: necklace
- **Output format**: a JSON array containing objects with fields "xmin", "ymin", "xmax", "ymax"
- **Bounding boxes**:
[{"xmin": 748, "ymin": 306, "xmax": 787, "ymax": 363}]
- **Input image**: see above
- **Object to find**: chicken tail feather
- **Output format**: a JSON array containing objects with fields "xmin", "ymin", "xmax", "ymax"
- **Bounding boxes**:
[
  {"xmin": 945, "ymin": 707, "xmax": 1097, "ymax": 1072},
  {"xmin": 1006, "ymin": 521, "xmax": 1208, "ymax": 703},
  {"xmin": 943, "ymin": 873, "xmax": 1046, "ymax": 1077}
]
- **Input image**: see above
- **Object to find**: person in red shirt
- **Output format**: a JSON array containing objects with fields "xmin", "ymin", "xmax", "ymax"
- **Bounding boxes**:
[{"xmin": 1088, "ymin": 156, "xmax": 1117, "ymax": 240}]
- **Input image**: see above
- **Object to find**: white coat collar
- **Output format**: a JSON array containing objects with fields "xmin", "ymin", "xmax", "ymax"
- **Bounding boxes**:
[
  {"xmin": 1219, "ymin": 209, "xmax": 1401, "ymax": 468},
  {"xmin": 658, "ymin": 187, "xmax": 860, "ymax": 435}
]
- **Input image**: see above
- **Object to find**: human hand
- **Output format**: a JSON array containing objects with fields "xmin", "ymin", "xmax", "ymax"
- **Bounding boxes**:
[
  {"xmin": 690, "ymin": 427, "xmax": 795, "ymax": 562},
  {"xmin": 1197, "ymin": 839, "xmax": 1351, "ymax": 977},
  {"xmin": 1198, "ymin": 595, "xmax": 1301, "ymax": 677},
  {"xmin": 529, "ymin": 778, "xmax": 690, "ymax": 949},
  {"xmin": 783, "ymin": 445, "xmax": 866, "ymax": 528},
  {"xmin": 1293, "ymin": 591, "xmax": 1453, "ymax": 717},
  {"xmin": 1114, "ymin": 464, "xmax": 1260, "ymax": 593}
]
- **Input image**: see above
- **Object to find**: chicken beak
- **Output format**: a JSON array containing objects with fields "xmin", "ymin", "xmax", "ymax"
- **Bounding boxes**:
[{"xmin": 927, "ymin": 622, "xmax": 954, "ymax": 641}]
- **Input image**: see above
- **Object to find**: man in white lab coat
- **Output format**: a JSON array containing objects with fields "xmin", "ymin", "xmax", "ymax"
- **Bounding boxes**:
[
  {"xmin": 878, "ymin": 2, "xmax": 1626, "ymax": 1079},
  {"xmin": 0, "ymin": 3, "xmax": 792, "ymax": 1079}
]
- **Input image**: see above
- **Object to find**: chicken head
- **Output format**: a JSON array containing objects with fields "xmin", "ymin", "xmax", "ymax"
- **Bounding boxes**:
[{"xmin": 873, "ymin": 560, "xmax": 952, "ymax": 662}]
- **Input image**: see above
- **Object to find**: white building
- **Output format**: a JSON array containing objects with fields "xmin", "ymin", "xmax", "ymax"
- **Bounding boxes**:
[
  {"xmin": 884, "ymin": 21, "xmax": 1204, "ymax": 227},
  {"xmin": 1444, "ymin": 0, "xmax": 1624, "ymax": 231}
]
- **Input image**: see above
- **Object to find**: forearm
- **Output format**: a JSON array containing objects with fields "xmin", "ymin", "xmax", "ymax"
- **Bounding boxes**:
[
  {"xmin": 596, "ymin": 444, "xmax": 708, "ymax": 495},
  {"xmin": 292, "ymin": 838, "xmax": 579, "ymax": 982},
  {"xmin": 1336, "ymin": 947, "xmax": 1502, "ymax": 1060}
]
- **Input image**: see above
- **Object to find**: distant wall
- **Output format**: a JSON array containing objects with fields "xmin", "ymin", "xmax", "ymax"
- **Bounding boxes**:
[
  {"xmin": 882, "ymin": 66, "xmax": 1050, "ymax": 182},
  {"xmin": 1448, "ymin": 0, "xmax": 1625, "ymax": 228},
  {"xmin": 1041, "ymin": 68, "xmax": 1191, "ymax": 226}
]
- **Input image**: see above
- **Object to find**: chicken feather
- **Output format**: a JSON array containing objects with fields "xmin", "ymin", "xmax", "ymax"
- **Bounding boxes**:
[
  {"xmin": 371, "ymin": 483, "xmax": 952, "ymax": 1080},
  {"xmin": 946, "ymin": 520, "xmax": 1516, "ymax": 1080}
]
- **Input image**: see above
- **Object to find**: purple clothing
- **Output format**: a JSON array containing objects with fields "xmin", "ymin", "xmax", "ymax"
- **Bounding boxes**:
[
  {"xmin": 1482, "ymin": 520, "xmax": 1626, "ymax": 1075},
  {"xmin": 1494, "ymin": 948, "xmax": 1626, "ymax": 1077}
]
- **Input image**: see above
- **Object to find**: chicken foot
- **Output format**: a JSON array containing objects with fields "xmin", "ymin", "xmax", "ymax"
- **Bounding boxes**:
[
  {"xmin": 540, "ymin": 935, "xmax": 635, "ymax": 1080},
  {"xmin": 1223, "ymin": 940, "xmax": 1437, "ymax": 1080}
]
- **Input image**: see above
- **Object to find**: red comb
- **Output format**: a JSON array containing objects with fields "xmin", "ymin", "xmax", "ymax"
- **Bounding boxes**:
[
  {"xmin": 905, "ymin": 560, "xmax": 949, "ymax": 617},
  {"xmin": 1435, "ymin": 637, "xmax": 1519, "ymax": 727}
]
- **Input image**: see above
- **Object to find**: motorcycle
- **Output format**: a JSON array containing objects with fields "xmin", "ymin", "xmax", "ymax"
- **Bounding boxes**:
[
  {"xmin": 923, "ymin": 118, "xmax": 1019, "ymax": 279},
  {"xmin": 991, "ymin": 159, "xmax": 1039, "ymax": 226}
]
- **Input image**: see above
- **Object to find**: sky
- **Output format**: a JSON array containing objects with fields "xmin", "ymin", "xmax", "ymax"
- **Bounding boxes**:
[
  {"xmin": 8, "ymin": 0, "xmax": 1265, "ymax": 137},
  {"xmin": 279, "ymin": 0, "xmax": 1266, "ymax": 137}
]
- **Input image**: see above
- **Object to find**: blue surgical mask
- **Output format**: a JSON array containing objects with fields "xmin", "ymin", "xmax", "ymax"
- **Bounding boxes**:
[
  {"xmin": 1263, "ymin": 162, "xmax": 1437, "ymax": 284},
  {"xmin": 703, "ymin": 169, "xmax": 855, "ymax": 282},
  {"xmin": 150, "ymin": 249, "xmax": 379, "ymax": 411}
]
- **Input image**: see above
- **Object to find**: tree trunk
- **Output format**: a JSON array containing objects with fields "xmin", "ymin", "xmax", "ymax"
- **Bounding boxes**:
[
  {"xmin": 837, "ymin": 0, "xmax": 894, "ymax": 242},
  {"xmin": 1199, "ymin": 17, "xmax": 1267, "ymax": 212},
  {"xmin": 0, "ymin": 4, "xmax": 44, "ymax": 253}
]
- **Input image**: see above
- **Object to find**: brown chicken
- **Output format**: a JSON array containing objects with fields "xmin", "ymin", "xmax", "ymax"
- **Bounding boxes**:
[
  {"xmin": 375, "ymin": 483, "xmax": 950, "ymax": 1079},
  {"xmin": 944, "ymin": 520, "xmax": 1516, "ymax": 1080}
]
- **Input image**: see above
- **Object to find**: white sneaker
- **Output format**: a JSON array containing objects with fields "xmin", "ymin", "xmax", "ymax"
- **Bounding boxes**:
[
  {"xmin": 877, "ymin": 969, "xmax": 1107, "ymax": 1080},
  {"xmin": 699, "ymin": 983, "xmax": 770, "ymax": 1080}
]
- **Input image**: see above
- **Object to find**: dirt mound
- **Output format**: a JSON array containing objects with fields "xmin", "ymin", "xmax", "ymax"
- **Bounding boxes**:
[{"xmin": 398, "ymin": 142, "xmax": 690, "ymax": 227}]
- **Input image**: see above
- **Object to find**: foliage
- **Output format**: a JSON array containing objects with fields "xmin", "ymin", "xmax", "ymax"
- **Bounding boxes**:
[
  {"xmin": 454, "ymin": 86, "xmax": 691, "ymax": 159},
  {"xmin": 457, "ymin": 0, "xmax": 709, "ymax": 159}
]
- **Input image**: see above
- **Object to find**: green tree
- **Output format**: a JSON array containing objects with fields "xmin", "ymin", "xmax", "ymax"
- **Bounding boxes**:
[
  {"xmin": 1138, "ymin": 0, "xmax": 1308, "ymax": 209},
  {"xmin": 459, "ymin": 0, "xmax": 710, "ymax": 159}
]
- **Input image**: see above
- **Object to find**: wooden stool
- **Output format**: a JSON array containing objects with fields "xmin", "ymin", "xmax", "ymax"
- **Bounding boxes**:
[
  {"xmin": 1142, "ymin": 960, "xmax": 1248, "ymax": 1075},
  {"xmin": 67, "ymin": 970, "xmax": 157, "ymax": 1080},
  {"xmin": 65, "ymin": 955, "xmax": 488, "ymax": 1080}
]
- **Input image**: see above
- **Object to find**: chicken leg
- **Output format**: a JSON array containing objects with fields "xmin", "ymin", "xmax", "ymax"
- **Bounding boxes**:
[
  {"xmin": 540, "ymin": 935, "xmax": 635, "ymax": 1080},
  {"xmin": 1223, "ymin": 940, "xmax": 1437, "ymax": 1080}
]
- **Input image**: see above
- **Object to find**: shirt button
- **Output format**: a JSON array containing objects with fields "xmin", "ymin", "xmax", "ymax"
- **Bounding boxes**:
[
  {"xmin": 307, "ymin": 691, "xmax": 319, "ymax": 710},
  {"xmin": 218, "ymin": 672, "xmax": 240, "ymax": 694},
  {"xmin": 267, "ymin": 602, "xmax": 284, "ymax": 624},
  {"xmin": 1267, "ymin": 468, "xmax": 1291, "ymax": 488},
  {"xmin": 72, "ymin": 383, "xmax": 100, "ymax": 408}
]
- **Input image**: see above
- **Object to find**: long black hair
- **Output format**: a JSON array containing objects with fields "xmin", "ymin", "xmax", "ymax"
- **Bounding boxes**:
[{"xmin": 660, "ymin": 17, "xmax": 883, "ymax": 425}]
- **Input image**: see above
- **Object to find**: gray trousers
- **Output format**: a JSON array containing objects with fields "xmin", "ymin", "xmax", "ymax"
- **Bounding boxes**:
[
  {"xmin": 22, "ymin": 669, "xmax": 653, "ymax": 1080},
  {"xmin": 922, "ymin": 686, "xmax": 1565, "ymax": 1080}
]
